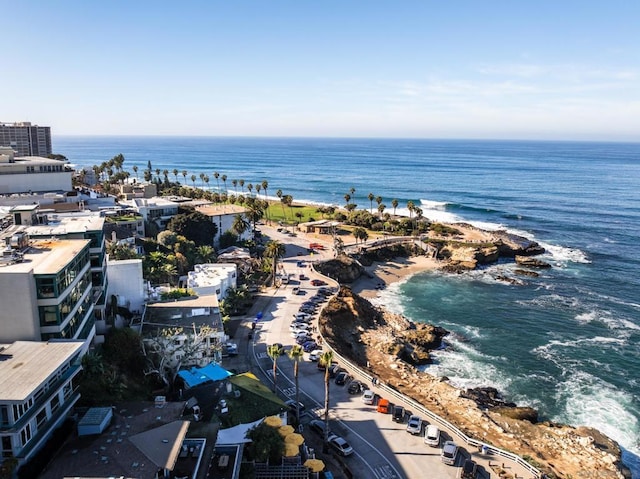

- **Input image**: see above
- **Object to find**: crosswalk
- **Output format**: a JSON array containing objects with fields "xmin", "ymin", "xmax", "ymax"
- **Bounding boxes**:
[{"xmin": 373, "ymin": 464, "xmax": 399, "ymax": 479}]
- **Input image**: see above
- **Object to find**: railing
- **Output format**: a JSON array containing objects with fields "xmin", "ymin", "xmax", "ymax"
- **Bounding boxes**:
[{"xmin": 309, "ymin": 266, "xmax": 541, "ymax": 479}]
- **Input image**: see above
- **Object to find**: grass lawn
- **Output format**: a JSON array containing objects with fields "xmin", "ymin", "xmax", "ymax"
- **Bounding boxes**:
[{"xmin": 265, "ymin": 202, "xmax": 328, "ymax": 224}]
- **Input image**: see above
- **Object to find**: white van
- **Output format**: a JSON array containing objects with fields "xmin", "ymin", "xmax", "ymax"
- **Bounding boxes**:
[{"xmin": 424, "ymin": 425, "xmax": 440, "ymax": 447}]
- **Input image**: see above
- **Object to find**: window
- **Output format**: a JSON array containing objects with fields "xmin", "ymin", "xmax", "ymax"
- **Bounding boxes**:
[
  {"xmin": 50, "ymin": 394, "xmax": 60, "ymax": 413},
  {"xmin": 1, "ymin": 436, "xmax": 12, "ymax": 458},
  {"xmin": 36, "ymin": 408, "xmax": 47, "ymax": 429},
  {"xmin": 20, "ymin": 424, "xmax": 31, "ymax": 446},
  {"xmin": 0, "ymin": 406, "xmax": 9, "ymax": 426}
]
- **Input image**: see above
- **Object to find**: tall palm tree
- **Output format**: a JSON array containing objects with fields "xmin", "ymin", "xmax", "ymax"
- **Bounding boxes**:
[
  {"xmin": 265, "ymin": 240, "xmax": 286, "ymax": 286},
  {"xmin": 378, "ymin": 203, "xmax": 386, "ymax": 218},
  {"xmin": 182, "ymin": 170, "xmax": 188, "ymax": 184},
  {"xmin": 392, "ymin": 198, "xmax": 399, "ymax": 216},
  {"xmin": 288, "ymin": 344, "xmax": 304, "ymax": 421},
  {"xmin": 132, "ymin": 165, "xmax": 139, "ymax": 180},
  {"xmin": 232, "ymin": 214, "xmax": 249, "ymax": 238},
  {"xmin": 262, "ymin": 180, "xmax": 270, "ymax": 220},
  {"xmin": 199, "ymin": 172, "xmax": 205, "ymax": 187},
  {"xmin": 344, "ymin": 193, "xmax": 351, "ymax": 206},
  {"xmin": 232, "ymin": 179, "xmax": 238, "ymax": 194},
  {"xmin": 247, "ymin": 183, "xmax": 253, "ymax": 196},
  {"xmin": 368, "ymin": 193, "xmax": 375, "ymax": 213},
  {"xmin": 173, "ymin": 169, "xmax": 179, "ymax": 183},
  {"xmin": 320, "ymin": 350, "xmax": 334, "ymax": 452},
  {"xmin": 267, "ymin": 343, "xmax": 282, "ymax": 392},
  {"xmin": 214, "ymin": 172, "xmax": 220, "ymax": 192},
  {"xmin": 221, "ymin": 175, "xmax": 228, "ymax": 195},
  {"xmin": 276, "ymin": 189, "xmax": 285, "ymax": 219},
  {"xmin": 407, "ymin": 200, "xmax": 415, "ymax": 220},
  {"xmin": 239, "ymin": 179, "xmax": 245, "ymax": 193},
  {"xmin": 204, "ymin": 175, "xmax": 210, "ymax": 190},
  {"xmin": 190, "ymin": 174, "xmax": 197, "ymax": 188}
]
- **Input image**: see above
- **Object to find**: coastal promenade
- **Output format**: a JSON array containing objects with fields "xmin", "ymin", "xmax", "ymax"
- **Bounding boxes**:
[{"xmin": 229, "ymin": 224, "xmax": 540, "ymax": 479}]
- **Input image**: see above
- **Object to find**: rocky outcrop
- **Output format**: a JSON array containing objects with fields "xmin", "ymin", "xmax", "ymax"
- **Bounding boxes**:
[
  {"xmin": 492, "ymin": 231, "xmax": 546, "ymax": 257},
  {"xmin": 314, "ymin": 254, "xmax": 364, "ymax": 283},
  {"xmin": 515, "ymin": 255, "xmax": 552, "ymax": 268},
  {"xmin": 319, "ymin": 287, "xmax": 631, "ymax": 479}
]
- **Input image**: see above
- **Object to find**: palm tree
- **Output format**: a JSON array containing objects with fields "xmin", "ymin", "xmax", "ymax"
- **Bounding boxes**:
[
  {"xmin": 190, "ymin": 174, "xmax": 196, "ymax": 188},
  {"xmin": 204, "ymin": 175, "xmax": 210, "ymax": 190},
  {"xmin": 267, "ymin": 343, "xmax": 282, "ymax": 392},
  {"xmin": 232, "ymin": 214, "xmax": 249, "ymax": 238},
  {"xmin": 276, "ymin": 189, "xmax": 286, "ymax": 219},
  {"xmin": 261, "ymin": 180, "xmax": 269, "ymax": 201},
  {"xmin": 378, "ymin": 203, "xmax": 386, "ymax": 218},
  {"xmin": 368, "ymin": 192, "xmax": 375, "ymax": 213},
  {"xmin": 214, "ymin": 172, "xmax": 220, "ymax": 192},
  {"xmin": 173, "ymin": 169, "xmax": 179, "ymax": 183},
  {"xmin": 320, "ymin": 350, "xmax": 334, "ymax": 452},
  {"xmin": 407, "ymin": 200, "xmax": 415, "ymax": 220},
  {"xmin": 199, "ymin": 172, "xmax": 205, "ymax": 187},
  {"xmin": 265, "ymin": 240, "xmax": 286, "ymax": 286},
  {"xmin": 232, "ymin": 179, "xmax": 238, "ymax": 194},
  {"xmin": 350, "ymin": 187, "xmax": 356, "ymax": 197},
  {"xmin": 392, "ymin": 198, "xmax": 399, "ymax": 216},
  {"xmin": 221, "ymin": 175, "xmax": 228, "ymax": 195},
  {"xmin": 288, "ymin": 344, "xmax": 304, "ymax": 421},
  {"xmin": 344, "ymin": 193, "xmax": 351, "ymax": 206},
  {"xmin": 247, "ymin": 183, "xmax": 253, "ymax": 196},
  {"xmin": 182, "ymin": 170, "xmax": 187, "ymax": 184},
  {"xmin": 132, "ymin": 165, "xmax": 139, "ymax": 180}
]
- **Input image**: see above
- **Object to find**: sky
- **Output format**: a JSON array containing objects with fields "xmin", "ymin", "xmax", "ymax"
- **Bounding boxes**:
[{"xmin": 3, "ymin": 1, "xmax": 640, "ymax": 141}]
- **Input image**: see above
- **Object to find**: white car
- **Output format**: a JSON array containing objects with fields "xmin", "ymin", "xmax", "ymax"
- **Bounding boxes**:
[
  {"xmin": 328, "ymin": 435, "xmax": 353, "ymax": 456},
  {"xmin": 406, "ymin": 415, "xmax": 423, "ymax": 435},
  {"xmin": 289, "ymin": 322, "xmax": 311, "ymax": 331},
  {"xmin": 441, "ymin": 441, "xmax": 458, "ymax": 465},
  {"xmin": 424, "ymin": 424, "xmax": 440, "ymax": 447},
  {"xmin": 362, "ymin": 389, "xmax": 375, "ymax": 405},
  {"xmin": 308, "ymin": 349, "xmax": 323, "ymax": 361},
  {"xmin": 291, "ymin": 328, "xmax": 311, "ymax": 338}
]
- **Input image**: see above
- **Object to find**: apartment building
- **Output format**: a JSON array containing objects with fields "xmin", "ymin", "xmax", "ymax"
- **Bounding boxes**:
[
  {"xmin": 0, "ymin": 122, "xmax": 52, "ymax": 157},
  {"xmin": 0, "ymin": 340, "xmax": 84, "ymax": 469},
  {"xmin": 0, "ymin": 146, "xmax": 72, "ymax": 195}
]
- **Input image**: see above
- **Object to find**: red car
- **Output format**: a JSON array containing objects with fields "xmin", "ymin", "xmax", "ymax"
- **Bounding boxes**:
[{"xmin": 311, "ymin": 279, "xmax": 327, "ymax": 286}]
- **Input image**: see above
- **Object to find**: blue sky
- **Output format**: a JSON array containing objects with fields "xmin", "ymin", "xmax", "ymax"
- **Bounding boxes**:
[{"xmin": 3, "ymin": 1, "xmax": 639, "ymax": 140}]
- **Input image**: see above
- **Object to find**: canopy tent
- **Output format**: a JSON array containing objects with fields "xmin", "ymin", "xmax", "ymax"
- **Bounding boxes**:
[
  {"xmin": 216, "ymin": 418, "xmax": 264, "ymax": 445},
  {"xmin": 304, "ymin": 458, "xmax": 326, "ymax": 472},
  {"xmin": 129, "ymin": 420, "xmax": 190, "ymax": 472},
  {"xmin": 177, "ymin": 362, "xmax": 233, "ymax": 388}
]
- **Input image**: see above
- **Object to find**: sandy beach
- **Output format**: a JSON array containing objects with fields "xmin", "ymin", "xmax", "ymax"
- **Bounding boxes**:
[{"xmin": 350, "ymin": 255, "xmax": 441, "ymax": 299}]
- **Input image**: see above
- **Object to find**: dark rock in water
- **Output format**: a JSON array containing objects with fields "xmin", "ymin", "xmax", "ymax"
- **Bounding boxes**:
[
  {"xmin": 515, "ymin": 255, "xmax": 552, "ymax": 268},
  {"xmin": 493, "ymin": 406, "xmax": 539, "ymax": 423},
  {"xmin": 496, "ymin": 275, "xmax": 526, "ymax": 286},
  {"xmin": 515, "ymin": 269, "xmax": 540, "ymax": 277},
  {"xmin": 462, "ymin": 387, "xmax": 516, "ymax": 408}
]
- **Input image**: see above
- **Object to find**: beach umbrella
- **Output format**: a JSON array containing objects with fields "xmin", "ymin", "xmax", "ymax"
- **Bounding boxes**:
[
  {"xmin": 283, "ymin": 442, "xmax": 300, "ymax": 457},
  {"xmin": 278, "ymin": 425, "xmax": 295, "ymax": 437},
  {"xmin": 284, "ymin": 432, "xmax": 305, "ymax": 446},
  {"xmin": 303, "ymin": 458, "xmax": 325, "ymax": 472},
  {"xmin": 264, "ymin": 415, "xmax": 282, "ymax": 427}
]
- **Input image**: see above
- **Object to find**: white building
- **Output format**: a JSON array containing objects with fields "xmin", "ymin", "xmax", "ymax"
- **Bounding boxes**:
[
  {"xmin": 0, "ymin": 147, "xmax": 72, "ymax": 195},
  {"xmin": 0, "ymin": 340, "xmax": 84, "ymax": 469},
  {"xmin": 195, "ymin": 204, "xmax": 249, "ymax": 246},
  {"xmin": 104, "ymin": 258, "xmax": 146, "ymax": 327},
  {"xmin": 186, "ymin": 263, "xmax": 237, "ymax": 299}
]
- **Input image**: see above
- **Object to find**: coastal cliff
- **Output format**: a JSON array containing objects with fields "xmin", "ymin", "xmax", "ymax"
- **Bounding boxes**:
[{"xmin": 319, "ymin": 287, "xmax": 630, "ymax": 479}]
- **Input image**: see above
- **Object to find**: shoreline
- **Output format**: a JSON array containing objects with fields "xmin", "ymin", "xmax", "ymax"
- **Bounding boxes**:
[{"xmin": 349, "ymin": 254, "xmax": 441, "ymax": 299}]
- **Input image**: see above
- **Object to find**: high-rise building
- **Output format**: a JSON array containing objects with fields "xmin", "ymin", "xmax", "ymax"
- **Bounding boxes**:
[{"xmin": 0, "ymin": 122, "xmax": 52, "ymax": 157}]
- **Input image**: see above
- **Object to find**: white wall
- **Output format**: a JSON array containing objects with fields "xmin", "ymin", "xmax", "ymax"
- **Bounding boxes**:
[
  {"xmin": 0, "ymin": 271, "xmax": 41, "ymax": 341},
  {"xmin": 106, "ymin": 258, "xmax": 145, "ymax": 313},
  {"xmin": 0, "ymin": 172, "xmax": 72, "ymax": 194}
]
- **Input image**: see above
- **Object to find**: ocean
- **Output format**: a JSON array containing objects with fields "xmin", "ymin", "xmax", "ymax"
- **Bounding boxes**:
[{"xmin": 54, "ymin": 136, "xmax": 640, "ymax": 475}]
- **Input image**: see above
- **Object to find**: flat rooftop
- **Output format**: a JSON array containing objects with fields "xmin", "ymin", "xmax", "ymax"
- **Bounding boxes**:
[
  {"xmin": 26, "ymin": 211, "xmax": 105, "ymax": 236},
  {"xmin": 0, "ymin": 238, "xmax": 90, "ymax": 274},
  {"xmin": 0, "ymin": 341, "xmax": 84, "ymax": 401},
  {"xmin": 195, "ymin": 204, "xmax": 247, "ymax": 217}
]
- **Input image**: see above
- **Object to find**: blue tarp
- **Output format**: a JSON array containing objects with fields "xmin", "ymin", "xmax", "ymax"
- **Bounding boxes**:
[{"xmin": 178, "ymin": 363, "xmax": 233, "ymax": 388}]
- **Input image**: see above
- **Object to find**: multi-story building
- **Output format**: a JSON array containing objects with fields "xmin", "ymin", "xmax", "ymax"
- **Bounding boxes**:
[
  {"xmin": 186, "ymin": 263, "xmax": 237, "ymax": 299},
  {"xmin": 195, "ymin": 204, "xmax": 249, "ymax": 246},
  {"xmin": 0, "ymin": 147, "xmax": 72, "ymax": 195},
  {"xmin": 0, "ymin": 122, "xmax": 52, "ymax": 157},
  {"xmin": 0, "ymin": 340, "xmax": 84, "ymax": 469},
  {"xmin": 0, "ymin": 206, "xmax": 108, "ymax": 345}
]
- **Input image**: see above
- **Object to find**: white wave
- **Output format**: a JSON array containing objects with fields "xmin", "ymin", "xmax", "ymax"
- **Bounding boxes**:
[
  {"xmin": 553, "ymin": 371, "xmax": 640, "ymax": 460},
  {"xmin": 419, "ymin": 199, "xmax": 449, "ymax": 209},
  {"xmin": 540, "ymin": 242, "xmax": 591, "ymax": 264}
]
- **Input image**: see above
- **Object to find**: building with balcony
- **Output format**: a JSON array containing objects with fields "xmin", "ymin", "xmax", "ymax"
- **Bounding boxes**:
[
  {"xmin": 0, "ymin": 122, "xmax": 52, "ymax": 158},
  {"xmin": 195, "ymin": 204, "xmax": 249, "ymax": 247},
  {"xmin": 0, "ymin": 340, "xmax": 84, "ymax": 469},
  {"xmin": 0, "ymin": 146, "xmax": 72, "ymax": 195}
]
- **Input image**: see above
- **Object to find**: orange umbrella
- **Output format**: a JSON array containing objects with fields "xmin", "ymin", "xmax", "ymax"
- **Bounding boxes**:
[
  {"xmin": 284, "ymin": 442, "xmax": 300, "ymax": 457},
  {"xmin": 304, "ymin": 458, "xmax": 325, "ymax": 472},
  {"xmin": 278, "ymin": 425, "xmax": 295, "ymax": 437},
  {"xmin": 264, "ymin": 415, "xmax": 282, "ymax": 427},
  {"xmin": 284, "ymin": 432, "xmax": 305, "ymax": 446}
]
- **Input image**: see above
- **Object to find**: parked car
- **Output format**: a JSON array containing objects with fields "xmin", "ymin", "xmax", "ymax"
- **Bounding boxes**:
[
  {"xmin": 348, "ymin": 380, "xmax": 366, "ymax": 395},
  {"xmin": 441, "ymin": 441, "xmax": 459, "ymax": 465},
  {"xmin": 292, "ymin": 328, "xmax": 311, "ymax": 338},
  {"xmin": 311, "ymin": 279, "xmax": 327, "ymax": 286},
  {"xmin": 290, "ymin": 321, "xmax": 311, "ymax": 331},
  {"xmin": 299, "ymin": 273, "xmax": 307, "ymax": 280},
  {"xmin": 296, "ymin": 334, "xmax": 313, "ymax": 345},
  {"xmin": 308, "ymin": 419, "xmax": 331, "ymax": 437},
  {"xmin": 318, "ymin": 359, "xmax": 336, "ymax": 370},
  {"xmin": 308, "ymin": 349, "xmax": 323, "ymax": 361},
  {"xmin": 303, "ymin": 341, "xmax": 318, "ymax": 352},
  {"xmin": 328, "ymin": 363, "xmax": 341, "ymax": 378},
  {"xmin": 376, "ymin": 398, "xmax": 390, "ymax": 414},
  {"xmin": 362, "ymin": 390, "xmax": 375, "ymax": 405},
  {"xmin": 334, "ymin": 371, "xmax": 349, "ymax": 385},
  {"xmin": 285, "ymin": 399, "xmax": 305, "ymax": 413},
  {"xmin": 222, "ymin": 342, "xmax": 238, "ymax": 357},
  {"xmin": 292, "ymin": 286, "xmax": 301, "ymax": 295},
  {"xmin": 406, "ymin": 415, "xmax": 423, "ymax": 435},
  {"xmin": 329, "ymin": 435, "xmax": 354, "ymax": 456},
  {"xmin": 424, "ymin": 424, "xmax": 441, "ymax": 447},
  {"xmin": 460, "ymin": 459, "xmax": 478, "ymax": 478},
  {"xmin": 392, "ymin": 405, "xmax": 405, "ymax": 422}
]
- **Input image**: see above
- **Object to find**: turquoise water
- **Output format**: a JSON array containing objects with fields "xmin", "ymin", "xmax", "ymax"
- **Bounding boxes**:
[{"xmin": 54, "ymin": 136, "xmax": 640, "ymax": 475}]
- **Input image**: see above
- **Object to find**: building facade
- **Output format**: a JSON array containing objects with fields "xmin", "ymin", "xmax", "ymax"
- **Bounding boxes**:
[
  {"xmin": 0, "ymin": 340, "xmax": 84, "ymax": 468},
  {"xmin": 0, "ymin": 146, "xmax": 72, "ymax": 195},
  {"xmin": 186, "ymin": 263, "xmax": 237, "ymax": 299},
  {"xmin": 0, "ymin": 122, "xmax": 52, "ymax": 157},
  {"xmin": 195, "ymin": 204, "xmax": 249, "ymax": 246}
]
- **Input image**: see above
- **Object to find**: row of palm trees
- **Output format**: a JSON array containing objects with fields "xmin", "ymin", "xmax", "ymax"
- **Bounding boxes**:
[
  {"xmin": 267, "ymin": 343, "xmax": 335, "ymax": 452},
  {"xmin": 344, "ymin": 186, "xmax": 417, "ymax": 219}
]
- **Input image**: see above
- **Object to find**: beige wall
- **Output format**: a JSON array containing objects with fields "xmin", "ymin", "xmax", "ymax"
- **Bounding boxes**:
[{"xmin": 0, "ymin": 271, "xmax": 41, "ymax": 341}]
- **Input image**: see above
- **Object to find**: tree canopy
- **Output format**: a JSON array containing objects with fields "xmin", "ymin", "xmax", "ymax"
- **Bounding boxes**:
[{"xmin": 167, "ymin": 209, "xmax": 218, "ymax": 246}]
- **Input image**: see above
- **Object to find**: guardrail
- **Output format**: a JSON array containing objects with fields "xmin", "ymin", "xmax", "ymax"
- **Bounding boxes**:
[{"xmin": 308, "ymin": 263, "xmax": 541, "ymax": 479}]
